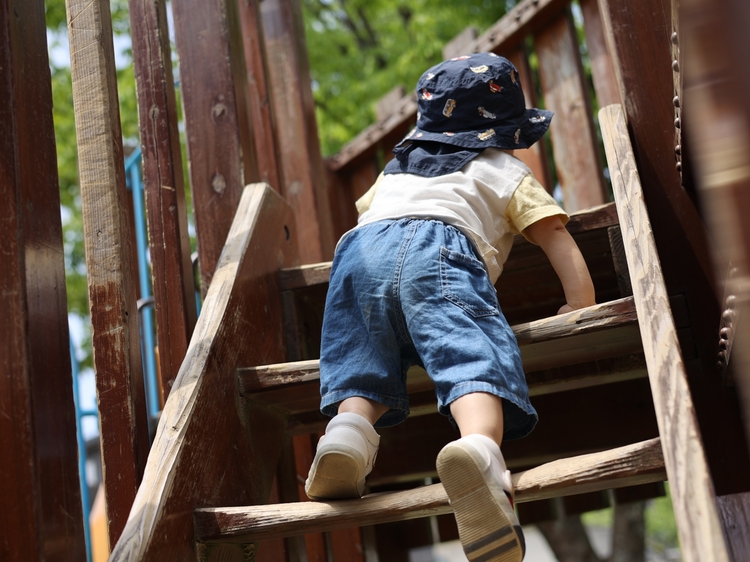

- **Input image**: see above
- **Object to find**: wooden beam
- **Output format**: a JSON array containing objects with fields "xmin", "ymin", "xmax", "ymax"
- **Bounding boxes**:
[
  {"xmin": 535, "ymin": 7, "xmax": 607, "ymax": 211},
  {"xmin": 171, "ymin": 0, "xmax": 252, "ymax": 294},
  {"xmin": 261, "ymin": 0, "xmax": 336, "ymax": 262},
  {"xmin": 109, "ymin": 184, "xmax": 298, "ymax": 560},
  {"xmin": 194, "ymin": 438, "xmax": 666, "ymax": 543},
  {"xmin": 128, "ymin": 0, "xmax": 197, "ymax": 403},
  {"xmin": 66, "ymin": 0, "xmax": 151, "ymax": 547},
  {"xmin": 0, "ymin": 0, "xmax": 85, "ymax": 557},
  {"xmin": 580, "ymin": 0, "xmax": 621, "ymax": 107},
  {"xmin": 600, "ymin": 103, "xmax": 730, "ymax": 562}
]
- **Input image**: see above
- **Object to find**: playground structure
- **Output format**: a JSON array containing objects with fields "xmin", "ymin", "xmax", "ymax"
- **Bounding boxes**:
[{"xmin": 3, "ymin": 0, "xmax": 750, "ymax": 560}]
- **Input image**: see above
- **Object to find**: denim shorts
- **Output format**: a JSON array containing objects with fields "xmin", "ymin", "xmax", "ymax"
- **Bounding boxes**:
[{"xmin": 319, "ymin": 219, "xmax": 537, "ymax": 441}]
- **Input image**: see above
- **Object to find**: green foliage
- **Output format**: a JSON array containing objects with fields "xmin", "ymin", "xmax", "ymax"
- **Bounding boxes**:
[{"xmin": 302, "ymin": 0, "xmax": 509, "ymax": 155}]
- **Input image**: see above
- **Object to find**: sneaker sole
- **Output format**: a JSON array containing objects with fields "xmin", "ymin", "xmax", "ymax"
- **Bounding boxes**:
[
  {"xmin": 437, "ymin": 444, "xmax": 524, "ymax": 562},
  {"xmin": 305, "ymin": 449, "xmax": 364, "ymax": 500}
]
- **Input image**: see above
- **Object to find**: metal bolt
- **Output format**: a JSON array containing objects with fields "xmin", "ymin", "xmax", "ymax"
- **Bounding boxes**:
[
  {"xmin": 673, "ymin": 96, "xmax": 680, "ymax": 108},
  {"xmin": 676, "ymin": 162, "xmax": 682, "ymax": 172},
  {"xmin": 672, "ymin": 60, "xmax": 680, "ymax": 72},
  {"xmin": 675, "ymin": 145, "xmax": 681, "ymax": 155},
  {"xmin": 674, "ymin": 118, "xmax": 681, "ymax": 129},
  {"xmin": 720, "ymin": 327, "xmax": 732, "ymax": 340},
  {"xmin": 726, "ymin": 294, "xmax": 736, "ymax": 309},
  {"xmin": 671, "ymin": 32, "xmax": 678, "ymax": 45}
]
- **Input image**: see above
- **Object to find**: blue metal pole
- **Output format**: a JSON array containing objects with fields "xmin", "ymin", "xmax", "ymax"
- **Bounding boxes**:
[
  {"xmin": 125, "ymin": 147, "xmax": 160, "ymax": 424},
  {"xmin": 70, "ymin": 336, "xmax": 93, "ymax": 562}
]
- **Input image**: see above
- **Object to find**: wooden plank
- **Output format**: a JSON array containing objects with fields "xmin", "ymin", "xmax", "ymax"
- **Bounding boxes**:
[
  {"xmin": 128, "ymin": 0, "xmax": 198, "ymax": 403},
  {"xmin": 580, "ymin": 0, "xmax": 621, "ymax": 107},
  {"xmin": 680, "ymin": 0, "xmax": 750, "ymax": 451},
  {"xmin": 194, "ymin": 438, "xmax": 666, "ymax": 543},
  {"xmin": 0, "ymin": 1, "xmax": 85, "ymax": 558},
  {"xmin": 171, "ymin": 0, "xmax": 249, "ymax": 294},
  {"xmin": 66, "ymin": 0, "xmax": 151, "ymax": 547},
  {"xmin": 109, "ymin": 184, "xmax": 298, "ymax": 560},
  {"xmin": 535, "ymin": 8, "xmax": 607, "ymax": 212},
  {"xmin": 261, "ymin": 0, "xmax": 335, "ymax": 262},
  {"xmin": 716, "ymin": 492, "xmax": 750, "ymax": 562},
  {"xmin": 600, "ymin": 103, "xmax": 730, "ymax": 562},
  {"xmin": 442, "ymin": 26, "xmax": 478, "ymax": 60},
  {"xmin": 237, "ymin": 0, "xmax": 282, "ymax": 191}
]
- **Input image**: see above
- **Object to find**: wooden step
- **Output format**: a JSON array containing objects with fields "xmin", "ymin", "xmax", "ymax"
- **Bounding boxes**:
[
  {"xmin": 194, "ymin": 437, "xmax": 665, "ymax": 545},
  {"xmin": 239, "ymin": 297, "xmax": 645, "ymax": 432}
]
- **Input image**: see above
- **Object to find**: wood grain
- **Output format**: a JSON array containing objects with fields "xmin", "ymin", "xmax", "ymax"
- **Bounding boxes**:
[
  {"xmin": 109, "ymin": 184, "xmax": 298, "ymax": 560},
  {"xmin": 194, "ymin": 438, "xmax": 665, "ymax": 543},
  {"xmin": 600, "ymin": 103, "xmax": 730, "ymax": 562},
  {"xmin": 0, "ymin": 0, "xmax": 85, "ymax": 557},
  {"xmin": 261, "ymin": 0, "xmax": 335, "ymax": 262},
  {"xmin": 129, "ymin": 0, "xmax": 197, "ymax": 403},
  {"xmin": 171, "ymin": 0, "xmax": 247, "ymax": 294},
  {"xmin": 66, "ymin": 0, "xmax": 151, "ymax": 546},
  {"xmin": 535, "ymin": 8, "xmax": 607, "ymax": 212}
]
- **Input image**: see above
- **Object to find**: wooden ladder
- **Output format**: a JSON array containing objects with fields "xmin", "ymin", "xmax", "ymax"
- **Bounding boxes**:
[{"xmin": 108, "ymin": 105, "xmax": 730, "ymax": 561}]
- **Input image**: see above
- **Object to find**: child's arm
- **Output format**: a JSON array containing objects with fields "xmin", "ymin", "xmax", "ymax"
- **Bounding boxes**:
[{"xmin": 525, "ymin": 215, "xmax": 596, "ymax": 315}]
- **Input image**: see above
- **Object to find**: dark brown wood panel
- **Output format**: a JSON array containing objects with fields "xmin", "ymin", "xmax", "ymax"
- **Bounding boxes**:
[
  {"xmin": 109, "ymin": 184, "xmax": 298, "ymax": 560},
  {"xmin": 0, "ymin": 0, "xmax": 85, "ymax": 558},
  {"xmin": 238, "ymin": 0, "xmax": 282, "ymax": 191},
  {"xmin": 261, "ymin": 0, "xmax": 336, "ymax": 262},
  {"xmin": 66, "ymin": 0, "xmax": 152, "ymax": 547},
  {"xmin": 535, "ymin": 8, "xmax": 607, "ymax": 212},
  {"xmin": 128, "ymin": 0, "xmax": 198, "ymax": 403},
  {"xmin": 601, "ymin": 0, "xmax": 750, "ymax": 497},
  {"xmin": 172, "ymin": 0, "xmax": 249, "ymax": 293}
]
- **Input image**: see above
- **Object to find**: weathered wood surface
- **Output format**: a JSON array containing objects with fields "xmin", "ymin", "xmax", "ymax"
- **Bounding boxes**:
[
  {"xmin": 535, "ymin": 7, "xmax": 606, "ymax": 212},
  {"xmin": 109, "ymin": 184, "xmax": 298, "ymax": 560},
  {"xmin": 716, "ymin": 492, "xmax": 750, "ymax": 562},
  {"xmin": 194, "ymin": 438, "xmax": 665, "ymax": 543},
  {"xmin": 600, "ymin": 103, "xmax": 730, "ymax": 562},
  {"xmin": 66, "ymin": 0, "xmax": 151, "ymax": 547},
  {"xmin": 328, "ymin": 0, "xmax": 572, "ymax": 173},
  {"xmin": 579, "ymin": 0, "xmax": 621, "ymax": 107},
  {"xmin": 128, "ymin": 0, "xmax": 197, "ymax": 403},
  {"xmin": 237, "ymin": 0, "xmax": 282, "ymax": 191},
  {"xmin": 0, "ymin": 1, "xmax": 85, "ymax": 558},
  {"xmin": 261, "ymin": 0, "xmax": 335, "ymax": 262},
  {"xmin": 172, "ymin": 0, "xmax": 250, "ymax": 294}
]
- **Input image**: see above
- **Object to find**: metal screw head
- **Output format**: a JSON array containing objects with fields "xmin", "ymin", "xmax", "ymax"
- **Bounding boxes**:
[
  {"xmin": 673, "ymin": 95, "xmax": 680, "ymax": 108},
  {"xmin": 675, "ymin": 145, "xmax": 681, "ymax": 155},
  {"xmin": 674, "ymin": 118, "xmax": 681, "ymax": 129},
  {"xmin": 672, "ymin": 60, "xmax": 680, "ymax": 72},
  {"xmin": 676, "ymin": 162, "xmax": 682, "ymax": 172},
  {"xmin": 671, "ymin": 32, "xmax": 679, "ymax": 45}
]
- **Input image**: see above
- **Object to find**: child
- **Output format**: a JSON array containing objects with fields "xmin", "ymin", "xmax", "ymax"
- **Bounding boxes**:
[{"xmin": 305, "ymin": 52, "xmax": 595, "ymax": 562}]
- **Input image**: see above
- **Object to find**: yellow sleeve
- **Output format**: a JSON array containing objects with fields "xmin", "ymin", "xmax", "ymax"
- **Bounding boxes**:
[
  {"xmin": 505, "ymin": 174, "xmax": 569, "ymax": 244},
  {"xmin": 355, "ymin": 172, "xmax": 384, "ymax": 216}
]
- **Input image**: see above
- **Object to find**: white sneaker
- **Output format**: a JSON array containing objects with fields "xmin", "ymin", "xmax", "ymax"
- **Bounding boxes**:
[
  {"xmin": 436, "ymin": 434, "xmax": 525, "ymax": 562},
  {"xmin": 305, "ymin": 412, "xmax": 380, "ymax": 500}
]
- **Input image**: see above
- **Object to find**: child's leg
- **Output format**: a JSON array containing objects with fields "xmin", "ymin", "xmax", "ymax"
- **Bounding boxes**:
[
  {"xmin": 304, "ymin": 397, "xmax": 386, "ymax": 500},
  {"xmin": 438, "ymin": 392, "xmax": 525, "ymax": 562},
  {"xmin": 449, "ymin": 391, "xmax": 505, "ymax": 445}
]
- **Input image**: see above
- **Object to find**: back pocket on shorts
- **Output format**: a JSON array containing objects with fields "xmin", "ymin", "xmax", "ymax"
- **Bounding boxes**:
[{"xmin": 439, "ymin": 247, "xmax": 500, "ymax": 318}]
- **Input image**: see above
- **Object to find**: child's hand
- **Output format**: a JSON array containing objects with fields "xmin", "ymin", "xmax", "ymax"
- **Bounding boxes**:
[{"xmin": 557, "ymin": 301, "xmax": 595, "ymax": 315}]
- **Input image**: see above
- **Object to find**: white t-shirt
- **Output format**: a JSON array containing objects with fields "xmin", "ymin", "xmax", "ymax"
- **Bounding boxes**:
[{"xmin": 352, "ymin": 148, "xmax": 567, "ymax": 282}]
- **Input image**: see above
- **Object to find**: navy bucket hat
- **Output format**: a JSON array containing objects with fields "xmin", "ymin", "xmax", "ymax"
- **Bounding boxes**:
[{"xmin": 385, "ymin": 52, "xmax": 553, "ymax": 177}]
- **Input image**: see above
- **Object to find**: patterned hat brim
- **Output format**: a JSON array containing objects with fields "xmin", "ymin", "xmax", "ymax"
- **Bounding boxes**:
[{"xmin": 398, "ymin": 107, "xmax": 554, "ymax": 151}]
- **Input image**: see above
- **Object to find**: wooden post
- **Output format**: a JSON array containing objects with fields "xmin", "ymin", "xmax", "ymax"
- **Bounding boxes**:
[
  {"xmin": 580, "ymin": 0, "xmax": 621, "ymax": 107},
  {"xmin": 171, "ymin": 0, "xmax": 257, "ymax": 294},
  {"xmin": 0, "ymin": 0, "xmax": 85, "ymax": 558},
  {"xmin": 601, "ymin": 103, "xmax": 730, "ymax": 562},
  {"xmin": 600, "ymin": 0, "xmax": 750, "ymax": 495},
  {"xmin": 261, "ymin": 0, "xmax": 336, "ymax": 262},
  {"xmin": 535, "ymin": 7, "xmax": 607, "ymax": 211},
  {"xmin": 128, "ymin": 0, "xmax": 198, "ymax": 403},
  {"xmin": 237, "ymin": 0, "xmax": 283, "ymax": 192},
  {"xmin": 66, "ymin": 0, "xmax": 151, "ymax": 547}
]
